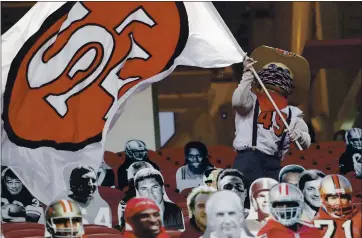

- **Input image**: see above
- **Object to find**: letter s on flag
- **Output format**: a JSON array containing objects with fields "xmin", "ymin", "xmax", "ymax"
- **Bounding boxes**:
[{"xmin": 3, "ymin": 2, "xmax": 188, "ymax": 151}]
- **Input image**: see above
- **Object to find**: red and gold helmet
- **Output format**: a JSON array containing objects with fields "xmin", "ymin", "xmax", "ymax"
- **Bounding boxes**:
[{"xmin": 320, "ymin": 174, "xmax": 353, "ymax": 218}]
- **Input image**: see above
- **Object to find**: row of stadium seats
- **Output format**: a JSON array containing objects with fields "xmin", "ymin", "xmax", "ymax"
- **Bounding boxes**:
[
  {"xmin": 2, "ymin": 223, "xmax": 123, "ymax": 238},
  {"xmin": 4, "ymin": 141, "xmax": 359, "ymax": 237},
  {"xmin": 103, "ymin": 141, "xmax": 361, "ymax": 208},
  {"xmin": 2, "ymin": 223, "xmax": 183, "ymax": 238}
]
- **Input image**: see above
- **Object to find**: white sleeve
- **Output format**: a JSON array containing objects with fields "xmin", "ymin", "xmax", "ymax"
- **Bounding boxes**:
[
  {"xmin": 294, "ymin": 118, "xmax": 311, "ymax": 149},
  {"xmin": 232, "ymin": 71, "xmax": 255, "ymax": 115}
]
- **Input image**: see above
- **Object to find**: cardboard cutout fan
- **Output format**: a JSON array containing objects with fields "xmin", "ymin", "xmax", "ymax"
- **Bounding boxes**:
[{"xmin": 250, "ymin": 45, "xmax": 310, "ymax": 106}]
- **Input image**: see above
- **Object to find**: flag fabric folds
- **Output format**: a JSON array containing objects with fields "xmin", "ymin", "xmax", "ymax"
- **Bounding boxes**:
[{"xmin": 1, "ymin": 1, "xmax": 245, "ymax": 205}]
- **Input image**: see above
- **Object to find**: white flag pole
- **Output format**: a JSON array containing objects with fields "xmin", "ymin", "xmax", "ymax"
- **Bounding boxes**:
[{"xmin": 249, "ymin": 66, "xmax": 303, "ymax": 151}]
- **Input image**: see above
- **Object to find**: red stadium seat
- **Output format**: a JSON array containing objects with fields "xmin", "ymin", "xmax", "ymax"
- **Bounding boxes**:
[
  {"xmin": 86, "ymin": 234, "xmax": 123, "ymax": 238},
  {"xmin": 5, "ymin": 229, "xmax": 44, "ymax": 238},
  {"xmin": 98, "ymin": 186, "xmax": 124, "ymax": 227},
  {"xmin": 1, "ymin": 222, "xmax": 44, "ymax": 233},
  {"xmin": 167, "ymin": 230, "xmax": 183, "ymax": 238},
  {"xmin": 208, "ymin": 145, "xmax": 236, "ymax": 168},
  {"xmin": 104, "ymin": 151, "xmax": 125, "ymax": 188},
  {"xmin": 84, "ymin": 225, "xmax": 122, "ymax": 235}
]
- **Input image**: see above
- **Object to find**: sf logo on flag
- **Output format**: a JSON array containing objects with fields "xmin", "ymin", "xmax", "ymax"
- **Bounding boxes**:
[{"xmin": 3, "ymin": 2, "xmax": 188, "ymax": 150}]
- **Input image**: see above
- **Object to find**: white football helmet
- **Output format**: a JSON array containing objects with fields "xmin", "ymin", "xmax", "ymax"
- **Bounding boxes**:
[
  {"xmin": 125, "ymin": 140, "xmax": 148, "ymax": 161},
  {"xmin": 249, "ymin": 178, "xmax": 278, "ymax": 212},
  {"xmin": 345, "ymin": 128, "xmax": 362, "ymax": 150},
  {"xmin": 269, "ymin": 183, "xmax": 304, "ymax": 226}
]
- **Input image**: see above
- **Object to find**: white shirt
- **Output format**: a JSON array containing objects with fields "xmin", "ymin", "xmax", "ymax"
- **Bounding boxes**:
[
  {"xmin": 233, "ymin": 93, "xmax": 304, "ymax": 158},
  {"xmin": 232, "ymin": 72, "xmax": 310, "ymax": 159},
  {"xmin": 176, "ymin": 165, "xmax": 203, "ymax": 192}
]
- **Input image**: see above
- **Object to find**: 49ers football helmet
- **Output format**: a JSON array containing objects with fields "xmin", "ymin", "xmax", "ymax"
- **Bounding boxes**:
[
  {"xmin": 45, "ymin": 199, "xmax": 84, "ymax": 238},
  {"xmin": 125, "ymin": 140, "xmax": 148, "ymax": 161},
  {"xmin": 320, "ymin": 174, "xmax": 353, "ymax": 218},
  {"xmin": 250, "ymin": 178, "xmax": 278, "ymax": 214},
  {"xmin": 269, "ymin": 183, "xmax": 304, "ymax": 226}
]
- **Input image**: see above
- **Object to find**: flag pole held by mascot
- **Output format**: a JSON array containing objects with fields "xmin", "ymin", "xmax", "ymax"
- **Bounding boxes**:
[{"xmin": 232, "ymin": 45, "xmax": 311, "ymax": 184}]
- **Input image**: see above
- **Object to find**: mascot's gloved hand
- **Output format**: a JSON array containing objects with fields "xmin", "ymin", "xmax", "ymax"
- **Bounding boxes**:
[{"xmin": 288, "ymin": 118, "xmax": 311, "ymax": 149}]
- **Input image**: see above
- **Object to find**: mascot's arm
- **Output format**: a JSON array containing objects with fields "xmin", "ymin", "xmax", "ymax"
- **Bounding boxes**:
[
  {"xmin": 289, "ymin": 117, "xmax": 311, "ymax": 149},
  {"xmin": 232, "ymin": 70, "xmax": 255, "ymax": 116}
]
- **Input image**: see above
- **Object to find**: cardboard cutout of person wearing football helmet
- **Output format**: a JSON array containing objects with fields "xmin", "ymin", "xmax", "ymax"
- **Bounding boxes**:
[
  {"xmin": 117, "ymin": 140, "xmax": 160, "ymax": 191},
  {"xmin": 44, "ymin": 199, "xmax": 85, "ymax": 238},
  {"xmin": 339, "ymin": 128, "xmax": 362, "ymax": 178},
  {"xmin": 257, "ymin": 183, "xmax": 320, "ymax": 237},
  {"xmin": 54, "ymin": 164, "xmax": 112, "ymax": 228},
  {"xmin": 313, "ymin": 174, "xmax": 361, "ymax": 238},
  {"xmin": 244, "ymin": 178, "xmax": 278, "ymax": 236}
]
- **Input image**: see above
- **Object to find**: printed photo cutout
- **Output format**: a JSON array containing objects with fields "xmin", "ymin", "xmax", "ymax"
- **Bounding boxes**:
[
  {"xmin": 176, "ymin": 141, "xmax": 214, "ymax": 192},
  {"xmin": 1, "ymin": 166, "xmax": 44, "ymax": 223},
  {"xmin": 117, "ymin": 140, "xmax": 160, "ymax": 191},
  {"xmin": 339, "ymin": 128, "xmax": 362, "ymax": 178},
  {"xmin": 180, "ymin": 186, "xmax": 217, "ymax": 238},
  {"xmin": 314, "ymin": 174, "xmax": 361, "ymax": 238},
  {"xmin": 278, "ymin": 164, "xmax": 305, "ymax": 186},
  {"xmin": 97, "ymin": 159, "xmax": 115, "ymax": 188},
  {"xmin": 216, "ymin": 169, "xmax": 249, "ymax": 213},
  {"xmin": 124, "ymin": 197, "xmax": 169, "ymax": 238},
  {"xmin": 202, "ymin": 168, "xmax": 223, "ymax": 189},
  {"xmin": 258, "ymin": 183, "xmax": 320, "ymax": 237},
  {"xmin": 44, "ymin": 199, "xmax": 85, "ymax": 238},
  {"xmin": 201, "ymin": 190, "xmax": 253, "ymax": 238},
  {"xmin": 134, "ymin": 168, "xmax": 185, "ymax": 231},
  {"xmin": 118, "ymin": 161, "xmax": 155, "ymax": 229},
  {"xmin": 54, "ymin": 164, "xmax": 112, "ymax": 227},
  {"xmin": 244, "ymin": 178, "xmax": 278, "ymax": 236},
  {"xmin": 298, "ymin": 169, "xmax": 325, "ymax": 222}
]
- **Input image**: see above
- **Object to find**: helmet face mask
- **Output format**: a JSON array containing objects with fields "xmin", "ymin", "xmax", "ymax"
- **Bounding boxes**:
[
  {"xmin": 46, "ymin": 200, "xmax": 84, "ymax": 238},
  {"xmin": 270, "ymin": 201, "xmax": 302, "ymax": 226},
  {"xmin": 345, "ymin": 128, "xmax": 362, "ymax": 150},
  {"xmin": 320, "ymin": 175, "xmax": 354, "ymax": 218},
  {"xmin": 125, "ymin": 140, "xmax": 148, "ymax": 161},
  {"xmin": 269, "ymin": 183, "xmax": 304, "ymax": 227},
  {"xmin": 49, "ymin": 217, "xmax": 83, "ymax": 238},
  {"xmin": 249, "ymin": 178, "xmax": 278, "ymax": 218},
  {"xmin": 323, "ymin": 194, "xmax": 353, "ymax": 218}
]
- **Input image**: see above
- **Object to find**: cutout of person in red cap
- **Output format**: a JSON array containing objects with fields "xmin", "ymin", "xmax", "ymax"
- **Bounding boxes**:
[{"xmin": 124, "ymin": 197, "xmax": 170, "ymax": 238}]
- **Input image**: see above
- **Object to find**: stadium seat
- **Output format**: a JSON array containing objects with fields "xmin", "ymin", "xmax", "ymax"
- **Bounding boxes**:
[
  {"xmin": 167, "ymin": 230, "xmax": 183, "ymax": 238},
  {"xmin": 5, "ymin": 229, "xmax": 44, "ymax": 238},
  {"xmin": 208, "ymin": 145, "xmax": 236, "ymax": 168},
  {"xmin": 1, "ymin": 222, "xmax": 44, "ymax": 233},
  {"xmin": 84, "ymin": 225, "xmax": 122, "ymax": 235},
  {"xmin": 98, "ymin": 186, "xmax": 124, "ymax": 227},
  {"xmin": 86, "ymin": 234, "xmax": 123, "ymax": 238},
  {"xmin": 104, "ymin": 151, "xmax": 125, "ymax": 188}
]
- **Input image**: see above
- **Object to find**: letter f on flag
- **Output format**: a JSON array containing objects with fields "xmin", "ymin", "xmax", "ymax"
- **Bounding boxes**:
[{"xmin": 1, "ymin": 2, "xmax": 245, "ymax": 205}]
